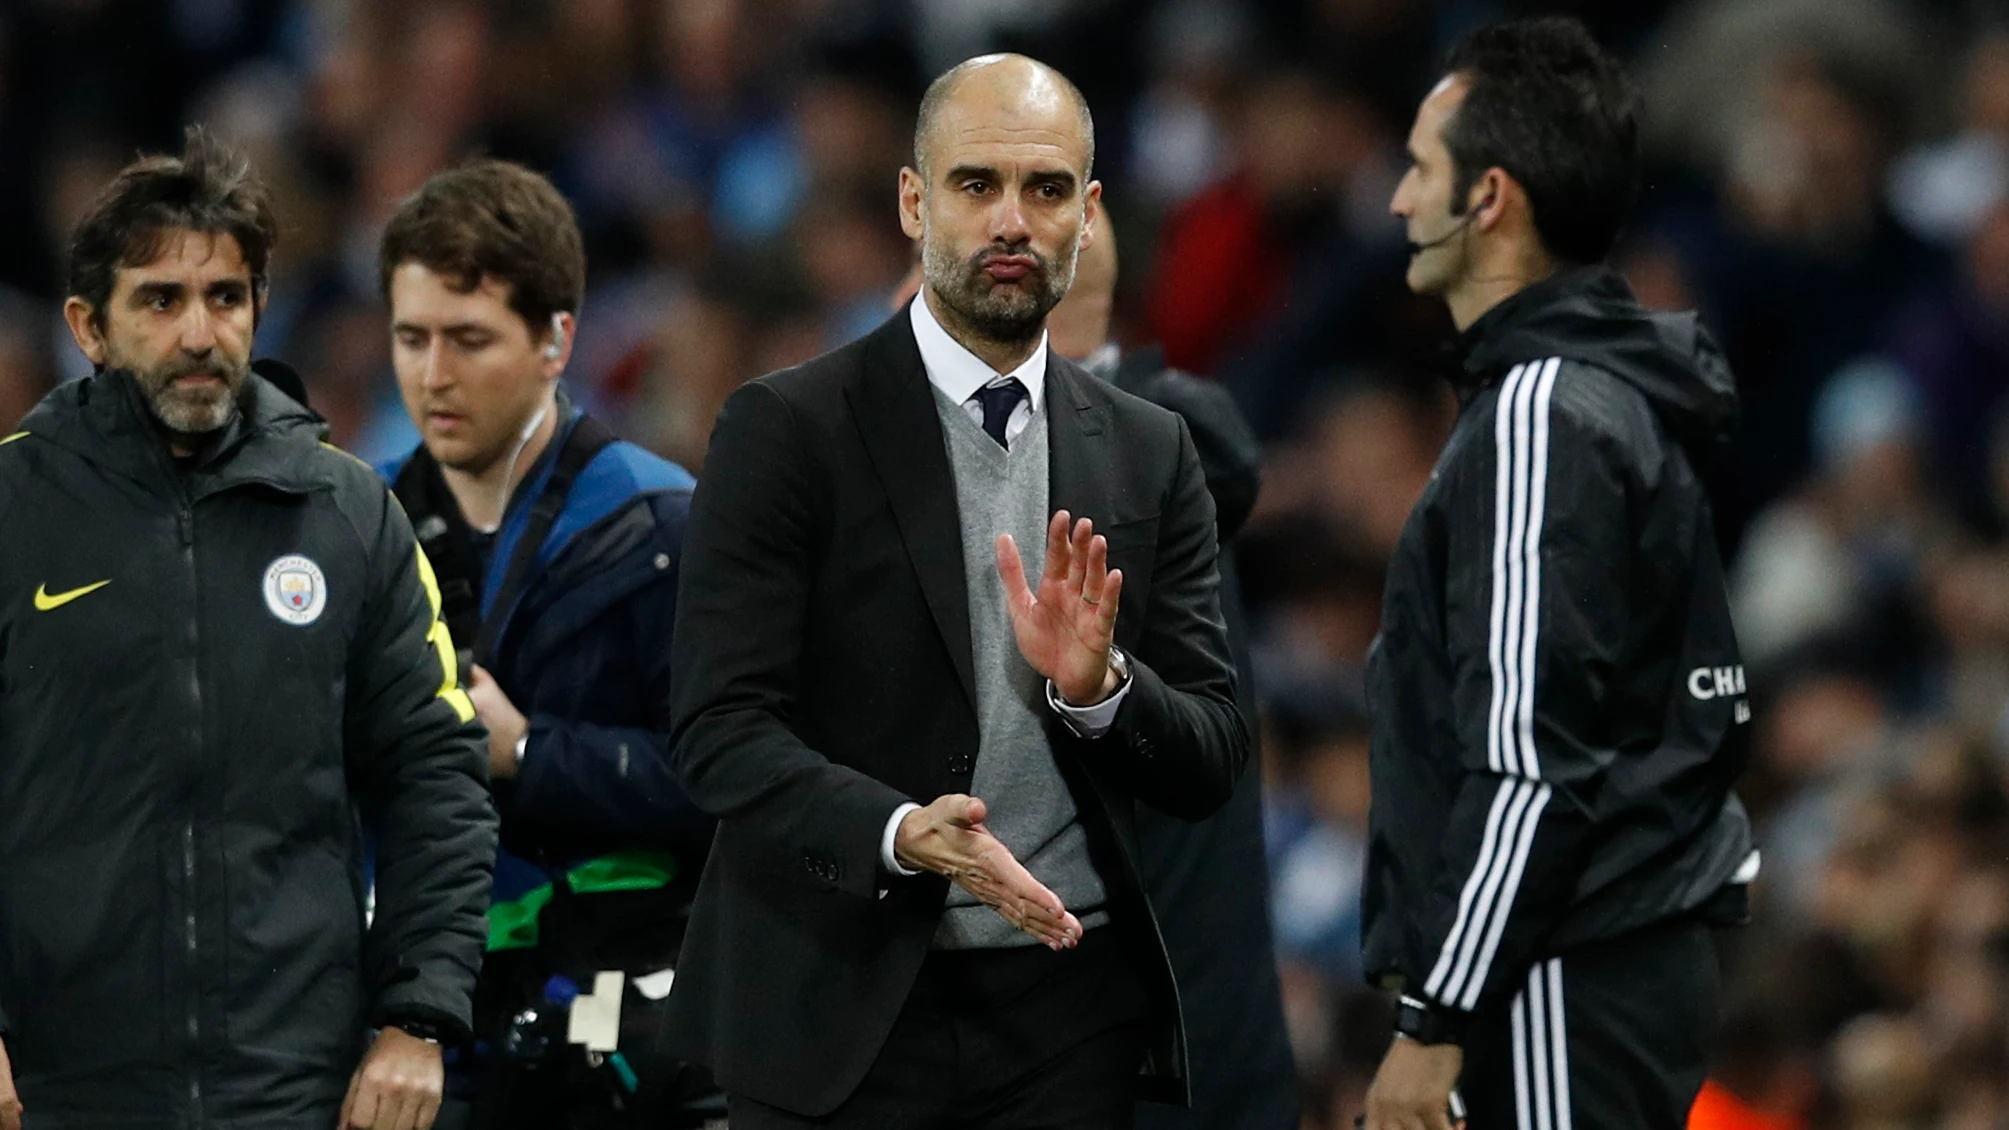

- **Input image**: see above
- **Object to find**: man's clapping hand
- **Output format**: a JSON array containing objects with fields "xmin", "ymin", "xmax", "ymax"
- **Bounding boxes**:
[
  {"xmin": 895, "ymin": 794, "xmax": 1082, "ymax": 950},
  {"xmin": 997, "ymin": 510, "xmax": 1122, "ymax": 707}
]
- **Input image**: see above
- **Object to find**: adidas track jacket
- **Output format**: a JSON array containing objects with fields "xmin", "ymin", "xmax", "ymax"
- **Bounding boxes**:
[{"xmin": 1361, "ymin": 266, "xmax": 1757, "ymax": 1020}]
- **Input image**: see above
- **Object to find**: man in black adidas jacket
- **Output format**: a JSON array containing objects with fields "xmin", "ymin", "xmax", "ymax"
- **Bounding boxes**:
[
  {"xmin": 0, "ymin": 130, "xmax": 495, "ymax": 1130},
  {"xmin": 1362, "ymin": 20, "xmax": 1755, "ymax": 1130}
]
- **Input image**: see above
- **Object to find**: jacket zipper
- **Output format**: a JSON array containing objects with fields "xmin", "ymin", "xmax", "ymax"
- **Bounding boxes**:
[
  {"xmin": 177, "ymin": 501, "xmax": 203, "ymax": 1123},
  {"xmin": 183, "ymin": 821, "xmax": 200, "ymax": 1114}
]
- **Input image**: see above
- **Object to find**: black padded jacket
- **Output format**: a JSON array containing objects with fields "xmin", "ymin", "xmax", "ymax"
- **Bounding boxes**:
[{"xmin": 0, "ymin": 368, "xmax": 495, "ymax": 1128}]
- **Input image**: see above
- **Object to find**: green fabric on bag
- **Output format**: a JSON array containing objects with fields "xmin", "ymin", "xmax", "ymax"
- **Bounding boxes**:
[
  {"xmin": 485, "ymin": 849, "xmax": 679, "ymax": 951},
  {"xmin": 487, "ymin": 884, "xmax": 556, "ymax": 952}
]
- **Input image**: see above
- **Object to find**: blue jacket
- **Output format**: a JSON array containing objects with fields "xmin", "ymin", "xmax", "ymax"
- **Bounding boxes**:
[{"xmin": 380, "ymin": 412, "xmax": 711, "ymax": 914}]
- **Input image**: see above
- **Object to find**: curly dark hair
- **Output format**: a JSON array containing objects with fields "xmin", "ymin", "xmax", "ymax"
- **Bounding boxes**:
[
  {"xmin": 378, "ymin": 158, "xmax": 586, "ymax": 335},
  {"xmin": 1439, "ymin": 17, "xmax": 1642, "ymax": 265},
  {"xmin": 67, "ymin": 125, "xmax": 279, "ymax": 330}
]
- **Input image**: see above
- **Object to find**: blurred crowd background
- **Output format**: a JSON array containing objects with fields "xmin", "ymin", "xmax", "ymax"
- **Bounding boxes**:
[{"xmin": 11, "ymin": 0, "xmax": 2009, "ymax": 1126}]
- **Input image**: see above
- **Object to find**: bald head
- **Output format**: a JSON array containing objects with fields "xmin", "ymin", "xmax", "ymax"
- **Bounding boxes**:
[
  {"xmin": 899, "ymin": 53, "xmax": 1102, "ymax": 362},
  {"xmin": 913, "ymin": 53, "xmax": 1095, "ymax": 183}
]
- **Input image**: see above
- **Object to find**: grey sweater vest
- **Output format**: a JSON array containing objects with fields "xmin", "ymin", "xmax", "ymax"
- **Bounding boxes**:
[{"xmin": 931, "ymin": 387, "xmax": 1110, "ymax": 948}]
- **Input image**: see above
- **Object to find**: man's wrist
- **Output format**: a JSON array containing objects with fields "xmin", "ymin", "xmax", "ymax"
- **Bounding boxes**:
[
  {"xmin": 381, "ymin": 1016, "xmax": 452, "ymax": 1045},
  {"xmin": 882, "ymin": 802, "xmax": 923, "ymax": 875},
  {"xmin": 1393, "ymin": 995, "xmax": 1470, "ymax": 1047},
  {"xmin": 1059, "ymin": 646, "xmax": 1129, "ymax": 707}
]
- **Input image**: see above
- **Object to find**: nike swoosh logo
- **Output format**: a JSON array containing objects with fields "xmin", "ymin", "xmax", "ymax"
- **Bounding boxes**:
[{"xmin": 34, "ymin": 580, "xmax": 111, "ymax": 611}]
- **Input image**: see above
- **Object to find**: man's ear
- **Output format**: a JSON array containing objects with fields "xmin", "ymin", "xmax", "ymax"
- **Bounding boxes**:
[
  {"xmin": 1474, "ymin": 168, "xmax": 1516, "ymax": 232},
  {"xmin": 898, "ymin": 166, "xmax": 926, "ymax": 241},
  {"xmin": 1079, "ymin": 181, "xmax": 1103, "ymax": 252},
  {"xmin": 539, "ymin": 311, "xmax": 577, "ymax": 381},
  {"xmin": 61, "ymin": 297, "xmax": 107, "ymax": 367}
]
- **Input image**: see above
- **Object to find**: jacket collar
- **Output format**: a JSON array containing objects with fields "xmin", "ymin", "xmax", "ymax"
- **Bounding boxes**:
[
  {"xmin": 908, "ymin": 289, "xmax": 1049, "ymax": 413},
  {"xmin": 1451, "ymin": 264, "xmax": 1614, "ymax": 394},
  {"xmin": 21, "ymin": 364, "xmax": 332, "ymax": 499}
]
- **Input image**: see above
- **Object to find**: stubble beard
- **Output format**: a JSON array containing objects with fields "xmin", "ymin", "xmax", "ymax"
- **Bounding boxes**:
[
  {"xmin": 131, "ymin": 353, "xmax": 249, "ymax": 435},
  {"xmin": 922, "ymin": 229, "xmax": 1079, "ymax": 349}
]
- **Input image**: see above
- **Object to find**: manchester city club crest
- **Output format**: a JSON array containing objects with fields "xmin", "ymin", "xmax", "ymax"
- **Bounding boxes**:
[{"xmin": 262, "ymin": 555, "xmax": 327, "ymax": 626}]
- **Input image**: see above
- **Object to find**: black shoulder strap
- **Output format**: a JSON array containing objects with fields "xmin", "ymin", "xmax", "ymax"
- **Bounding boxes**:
[
  {"xmin": 471, "ymin": 415, "xmax": 617, "ymax": 668},
  {"xmin": 392, "ymin": 450, "xmax": 485, "ymax": 659}
]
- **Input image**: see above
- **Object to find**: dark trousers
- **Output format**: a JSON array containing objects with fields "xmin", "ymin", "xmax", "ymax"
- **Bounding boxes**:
[
  {"xmin": 1459, "ymin": 916, "xmax": 1720, "ymax": 1130},
  {"xmin": 729, "ymin": 926, "xmax": 1150, "ymax": 1130}
]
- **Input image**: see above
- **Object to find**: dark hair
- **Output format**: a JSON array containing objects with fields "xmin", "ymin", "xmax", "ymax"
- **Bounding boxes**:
[
  {"xmin": 67, "ymin": 126, "xmax": 279, "ymax": 330},
  {"xmin": 378, "ymin": 158, "xmax": 586, "ymax": 334},
  {"xmin": 1439, "ymin": 17, "xmax": 1641, "ymax": 264}
]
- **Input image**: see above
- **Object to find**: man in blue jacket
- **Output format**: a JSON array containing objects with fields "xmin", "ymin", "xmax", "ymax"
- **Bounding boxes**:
[{"xmin": 375, "ymin": 159, "xmax": 717, "ymax": 1128}]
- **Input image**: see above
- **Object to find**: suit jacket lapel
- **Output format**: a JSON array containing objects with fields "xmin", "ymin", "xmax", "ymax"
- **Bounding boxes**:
[
  {"xmin": 1046, "ymin": 357, "xmax": 1117, "ymax": 529},
  {"xmin": 846, "ymin": 311, "xmax": 979, "ymax": 713}
]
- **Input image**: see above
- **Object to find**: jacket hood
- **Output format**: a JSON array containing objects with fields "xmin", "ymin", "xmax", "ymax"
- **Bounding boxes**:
[
  {"xmin": 22, "ymin": 360, "xmax": 329, "ymax": 489},
  {"xmin": 1457, "ymin": 265, "xmax": 1739, "ymax": 465}
]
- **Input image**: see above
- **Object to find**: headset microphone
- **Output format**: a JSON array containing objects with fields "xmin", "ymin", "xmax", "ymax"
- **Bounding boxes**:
[{"xmin": 1404, "ymin": 194, "xmax": 1495, "ymax": 256}]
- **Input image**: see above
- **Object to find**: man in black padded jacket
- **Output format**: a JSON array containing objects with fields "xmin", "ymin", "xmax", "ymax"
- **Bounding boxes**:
[{"xmin": 0, "ymin": 129, "xmax": 494, "ymax": 1130}]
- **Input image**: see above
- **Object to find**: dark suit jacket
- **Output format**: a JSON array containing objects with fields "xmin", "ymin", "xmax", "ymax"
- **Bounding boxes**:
[
  {"xmin": 664, "ymin": 309, "xmax": 1251, "ymax": 1116},
  {"xmin": 1104, "ymin": 348, "xmax": 1300, "ymax": 1130}
]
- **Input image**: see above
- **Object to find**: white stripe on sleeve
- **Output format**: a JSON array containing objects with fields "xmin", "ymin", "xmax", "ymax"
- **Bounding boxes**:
[{"xmin": 1422, "ymin": 358, "xmax": 1561, "ymax": 1009}]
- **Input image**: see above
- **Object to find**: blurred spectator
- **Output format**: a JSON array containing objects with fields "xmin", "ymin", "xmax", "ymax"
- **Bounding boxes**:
[
  {"xmin": 1265, "ymin": 695, "xmax": 1372, "ymax": 988},
  {"xmin": 1888, "ymin": 33, "xmax": 2009, "ymax": 245},
  {"xmin": 564, "ymin": 0, "xmax": 789, "ymax": 270},
  {"xmin": 1829, "ymin": 1013, "xmax": 1938, "ymax": 1130},
  {"xmin": 1247, "ymin": 376, "xmax": 1450, "ymax": 560},
  {"xmin": 1888, "ymin": 201, "xmax": 2009, "ymax": 529},
  {"xmin": 1146, "ymin": 68, "xmax": 1405, "ymax": 380},
  {"xmin": 1729, "ymin": 358, "xmax": 1946, "ymax": 681},
  {"xmin": 1146, "ymin": 69, "xmax": 1333, "ymax": 375},
  {"xmin": 1696, "ymin": 49, "xmax": 1945, "ymax": 529},
  {"xmin": 0, "ymin": 288, "xmax": 51, "ymax": 431},
  {"xmin": 1292, "ymin": 0, "xmax": 1437, "ymax": 133},
  {"xmin": 628, "ymin": 287, "xmax": 752, "ymax": 473},
  {"xmin": 1687, "ymin": 1008, "xmax": 1817, "ymax": 1130},
  {"xmin": 1128, "ymin": 0, "xmax": 1248, "ymax": 212}
]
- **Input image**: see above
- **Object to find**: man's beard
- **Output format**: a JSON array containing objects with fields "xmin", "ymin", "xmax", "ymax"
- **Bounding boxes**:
[
  {"xmin": 923, "ymin": 236, "xmax": 1078, "ymax": 346},
  {"xmin": 131, "ymin": 354, "xmax": 249, "ymax": 435}
]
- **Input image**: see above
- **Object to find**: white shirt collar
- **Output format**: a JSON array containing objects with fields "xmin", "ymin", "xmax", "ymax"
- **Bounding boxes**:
[{"xmin": 909, "ymin": 290, "xmax": 1047, "ymax": 413}]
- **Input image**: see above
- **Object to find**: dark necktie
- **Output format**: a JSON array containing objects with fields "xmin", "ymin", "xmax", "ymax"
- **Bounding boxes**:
[{"xmin": 971, "ymin": 378, "xmax": 1028, "ymax": 449}]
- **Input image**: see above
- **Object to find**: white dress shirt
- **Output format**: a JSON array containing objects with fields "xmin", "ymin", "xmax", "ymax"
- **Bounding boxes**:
[{"xmin": 880, "ymin": 295, "xmax": 1134, "ymax": 875}]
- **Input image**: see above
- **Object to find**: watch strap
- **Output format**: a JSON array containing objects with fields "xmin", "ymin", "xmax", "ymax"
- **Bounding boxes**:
[{"xmin": 1394, "ymin": 994, "xmax": 1470, "ymax": 1046}]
